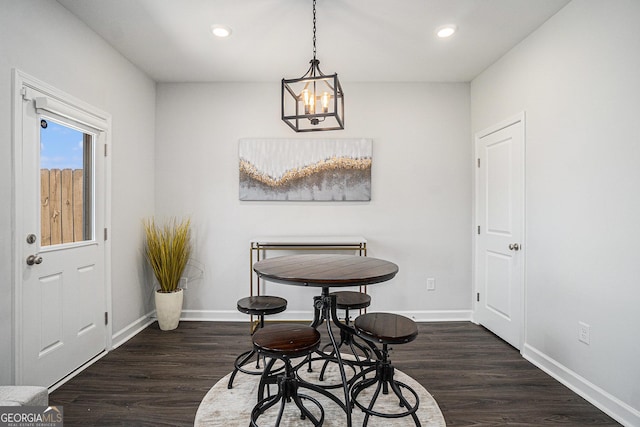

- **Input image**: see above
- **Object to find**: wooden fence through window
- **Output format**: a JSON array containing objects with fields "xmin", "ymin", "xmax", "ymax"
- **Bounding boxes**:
[{"xmin": 40, "ymin": 168, "xmax": 85, "ymax": 246}]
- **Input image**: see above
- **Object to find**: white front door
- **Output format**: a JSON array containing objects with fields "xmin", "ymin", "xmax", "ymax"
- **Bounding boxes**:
[
  {"xmin": 475, "ymin": 114, "xmax": 525, "ymax": 349},
  {"xmin": 16, "ymin": 73, "xmax": 110, "ymax": 387}
]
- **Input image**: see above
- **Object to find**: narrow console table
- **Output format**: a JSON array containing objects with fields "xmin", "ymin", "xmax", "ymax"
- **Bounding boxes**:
[{"xmin": 249, "ymin": 236, "xmax": 367, "ymax": 325}]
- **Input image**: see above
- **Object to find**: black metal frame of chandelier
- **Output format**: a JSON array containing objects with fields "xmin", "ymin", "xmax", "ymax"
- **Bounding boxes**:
[{"xmin": 281, "ymin": 69, "xmax": 344, "ymax": 132}]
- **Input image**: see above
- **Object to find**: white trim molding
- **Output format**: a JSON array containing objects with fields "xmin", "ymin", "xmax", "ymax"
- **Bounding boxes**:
[
  {"xmin": 111, "ymin": 312, "xmax": 156, "ymax": 349},
  {"xmin": 180, "ymin": 310, "xmax": 315, "ymax": 323},
  {"xmin": 179, "ymin": 309, "xmax": 473, "ymax": 323},
  {"xmin": 397, "ymin": 310, "xmax": 473, "ymax": 322},
  {"xmin": 523, "ymin": 344, "xmax": 640, "ymax": 426}
]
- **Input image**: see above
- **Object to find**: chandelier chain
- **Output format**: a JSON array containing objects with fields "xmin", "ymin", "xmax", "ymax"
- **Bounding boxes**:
[{"xmin": 312, "ymin": 0, "xmax": 317, "ymax": 60}]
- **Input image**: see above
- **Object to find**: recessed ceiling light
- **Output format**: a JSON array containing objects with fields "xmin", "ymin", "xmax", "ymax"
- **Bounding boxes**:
[
  {"xmin": 436, "ymin": 25, "xmax": 457, "ymax": 38},
  {"xmin": 211, "ymin": 25, "xmax": 232, "ymax": 38}
]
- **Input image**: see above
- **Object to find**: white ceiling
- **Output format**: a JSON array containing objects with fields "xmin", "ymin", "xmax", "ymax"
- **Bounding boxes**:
[{"xmin": 57, "ymin": 0, "xmax": 571, "ymax": 83}]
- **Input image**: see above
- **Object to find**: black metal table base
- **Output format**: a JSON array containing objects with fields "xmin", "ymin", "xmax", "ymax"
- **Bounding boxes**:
[
  {"xmin": 317, "ymin": 323, "xmax": 372, "ymax": 382},
  {"xmin": 307, "ymin": 290, "xmax": 354, "ymax": 427}
]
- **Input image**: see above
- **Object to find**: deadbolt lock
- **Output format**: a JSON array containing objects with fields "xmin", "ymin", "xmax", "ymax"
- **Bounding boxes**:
[{"xmin": 26, "ymin": 234, "xmax": 37, "ymax": 244}]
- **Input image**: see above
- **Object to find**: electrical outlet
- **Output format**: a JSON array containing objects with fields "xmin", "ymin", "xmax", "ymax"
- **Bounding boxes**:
[
  {"xmin": 578, "ymin": 321, "xmax": 590, "ymax": 344},
  {"xmin": 426, "ymin": 277, "xmax": 436, "ymax": 291}
]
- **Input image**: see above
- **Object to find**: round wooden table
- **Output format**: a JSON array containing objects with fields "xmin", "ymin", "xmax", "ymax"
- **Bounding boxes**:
[
  {"xmin": 253, "ymin": 254, "xmax": 399, "ymax": 427},
  {"xmin": 253, "ymin": 253, "xmax": 398, "ymax": 287}
]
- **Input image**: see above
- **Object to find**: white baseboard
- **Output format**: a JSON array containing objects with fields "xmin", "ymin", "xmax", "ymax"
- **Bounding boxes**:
[
  {"xmin": 111, "ymin": 311, "xmax": 155, "ymax": 349},
  {"xmin": 522, "ymin": 344, "xmax": 639, "ymax": 427},
  {"xmin": 393, "ymin": 310, "xmax": 473, "ymax": 322},
  {"xmin": 180, "ymin": 309, "xmax": 315, "ymax": 322},
  {"xmin": 179, "ymin": 309, "xmax": 473, "ymax": 323}
]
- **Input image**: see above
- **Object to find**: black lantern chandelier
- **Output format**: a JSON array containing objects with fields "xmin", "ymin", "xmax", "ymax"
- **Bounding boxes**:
[{"xmin": 281, "ymin": 0, "xmax": 344, "ymax": 132}]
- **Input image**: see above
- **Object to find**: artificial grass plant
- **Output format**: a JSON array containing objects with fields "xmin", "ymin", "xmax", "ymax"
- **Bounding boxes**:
[{"xmin": 143, "ymin": 217, "xmax": 192, "ymax": 293}]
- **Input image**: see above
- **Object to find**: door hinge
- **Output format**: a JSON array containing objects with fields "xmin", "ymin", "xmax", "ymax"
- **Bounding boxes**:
[
  {"xmin": 477, "ymin": 226, "xmax": 481, "ymax": 235},
  {"xmin": 104, "ymin": 144, "xmax": 108, "ymax": 157},
  {"xmin": 21, "ymin": 87, "xmax": 28, "ymax": 100},
  {"xmin": 477, "ymin": 292, "xmax": 480, "ymax": 302},
  {"xmin": 104, "ymin": 228, "xmax": 108, "ymax": 241},
  {"xmin": 477, "ymin": 158, "xmax": 480, "ymax": 167},
  {"xmin": 105, "ymin": 312, "xmax": 108, "ymax": 325}
]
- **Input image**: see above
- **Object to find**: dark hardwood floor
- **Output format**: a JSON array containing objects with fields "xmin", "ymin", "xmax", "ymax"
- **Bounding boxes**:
[{"xmin": 49, "ymin": 321, "xmax": 620, "ymax": 426}]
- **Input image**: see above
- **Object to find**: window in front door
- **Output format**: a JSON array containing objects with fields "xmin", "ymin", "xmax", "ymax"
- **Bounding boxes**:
[{"xmin": 39, "ymin": 117, "xmax": 94, "ymax": 247}]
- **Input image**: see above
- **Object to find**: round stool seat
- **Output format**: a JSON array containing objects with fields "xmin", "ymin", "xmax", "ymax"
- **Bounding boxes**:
[
  {"xmin": 331, "ymin": 291, "xmax": 371, "ymax": 310},
  {"xmin": 237, "ymin": 296, "xmax": 287, "ymax": 316},
  {"xmin": 253, "ymin": 324, "xmax": 321, "ymax": 359},
  {"xmin": 354, "ymin": 312, "xmax": 418, "ymax": 345}
]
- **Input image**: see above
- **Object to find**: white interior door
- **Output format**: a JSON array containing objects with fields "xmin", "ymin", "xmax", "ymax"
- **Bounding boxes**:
[
  {"xmin": 475, "ymin": 114, "xmax": 525, "ymax": 349},
  {"xmin": 16, "ymin": 76, "xmax": 109, "ymax": 388}
]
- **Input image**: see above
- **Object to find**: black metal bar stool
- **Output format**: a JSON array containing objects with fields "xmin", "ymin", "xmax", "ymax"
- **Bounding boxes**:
[
  {"xmin": 251, "ymin": 324, "xmax": 324, "ymax": 426},
  {"xmin": 227, "ymin": 295, "xmax": 287, "ymax": 389},
  {"xmin": 350, "ymin": 312, "xmax": 421, "ymax": 427},
  {"xmin": 317, "ymin": 291, "xmax": 372, "ymax": 380}
]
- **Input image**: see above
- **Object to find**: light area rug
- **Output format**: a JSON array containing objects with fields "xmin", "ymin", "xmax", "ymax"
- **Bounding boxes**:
[{"xmin": 195, "ymin": 357, "xmax": 446, "ymax": 426}]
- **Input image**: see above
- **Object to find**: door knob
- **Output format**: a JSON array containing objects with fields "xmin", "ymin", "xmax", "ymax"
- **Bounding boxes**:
[
  {"xmin": 26, "ymin": 255, "xmax": 43, "ymax": 265},
  {"xmin": 508, "ymin": 243, "xmax": 520, "ymax": 251}
]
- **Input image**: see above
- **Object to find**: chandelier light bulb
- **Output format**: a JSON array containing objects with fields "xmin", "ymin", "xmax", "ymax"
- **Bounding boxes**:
[{"xmin": 321, "ymin": 92, "xmax": 330, "ymax": 113}]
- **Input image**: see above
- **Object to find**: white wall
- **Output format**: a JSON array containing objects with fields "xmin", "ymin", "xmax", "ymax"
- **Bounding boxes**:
[
  {"xmin": 0, "ymin": 1, "xmax": 156, "ymax": 383},
  {"xmin": 155, "ymin": 82, "xmax": 472, "ymax": 321},
  {"xmin": 471, "ymin": 0, "xmax": 640, "ymax": 424}
]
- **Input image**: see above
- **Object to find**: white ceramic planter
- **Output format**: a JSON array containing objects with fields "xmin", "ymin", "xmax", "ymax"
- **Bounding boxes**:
[{"xmin": 155, "ymin": 288, "xmax": 184, "ymax": 331}]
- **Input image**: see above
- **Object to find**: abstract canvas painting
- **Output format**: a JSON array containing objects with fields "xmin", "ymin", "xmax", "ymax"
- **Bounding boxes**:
[{"xmin": 239, "ymin": 138, "xmax": 372, "ymax": 201}]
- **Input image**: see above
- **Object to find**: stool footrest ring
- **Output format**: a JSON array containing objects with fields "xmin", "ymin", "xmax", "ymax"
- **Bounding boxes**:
[
  {"xmin": 252, "ymin": 367, "xmax": 325, "ymax": 426},
  {"xmin": 350, "ymin": 363, "xmax": 421, "ymax": 426}
]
